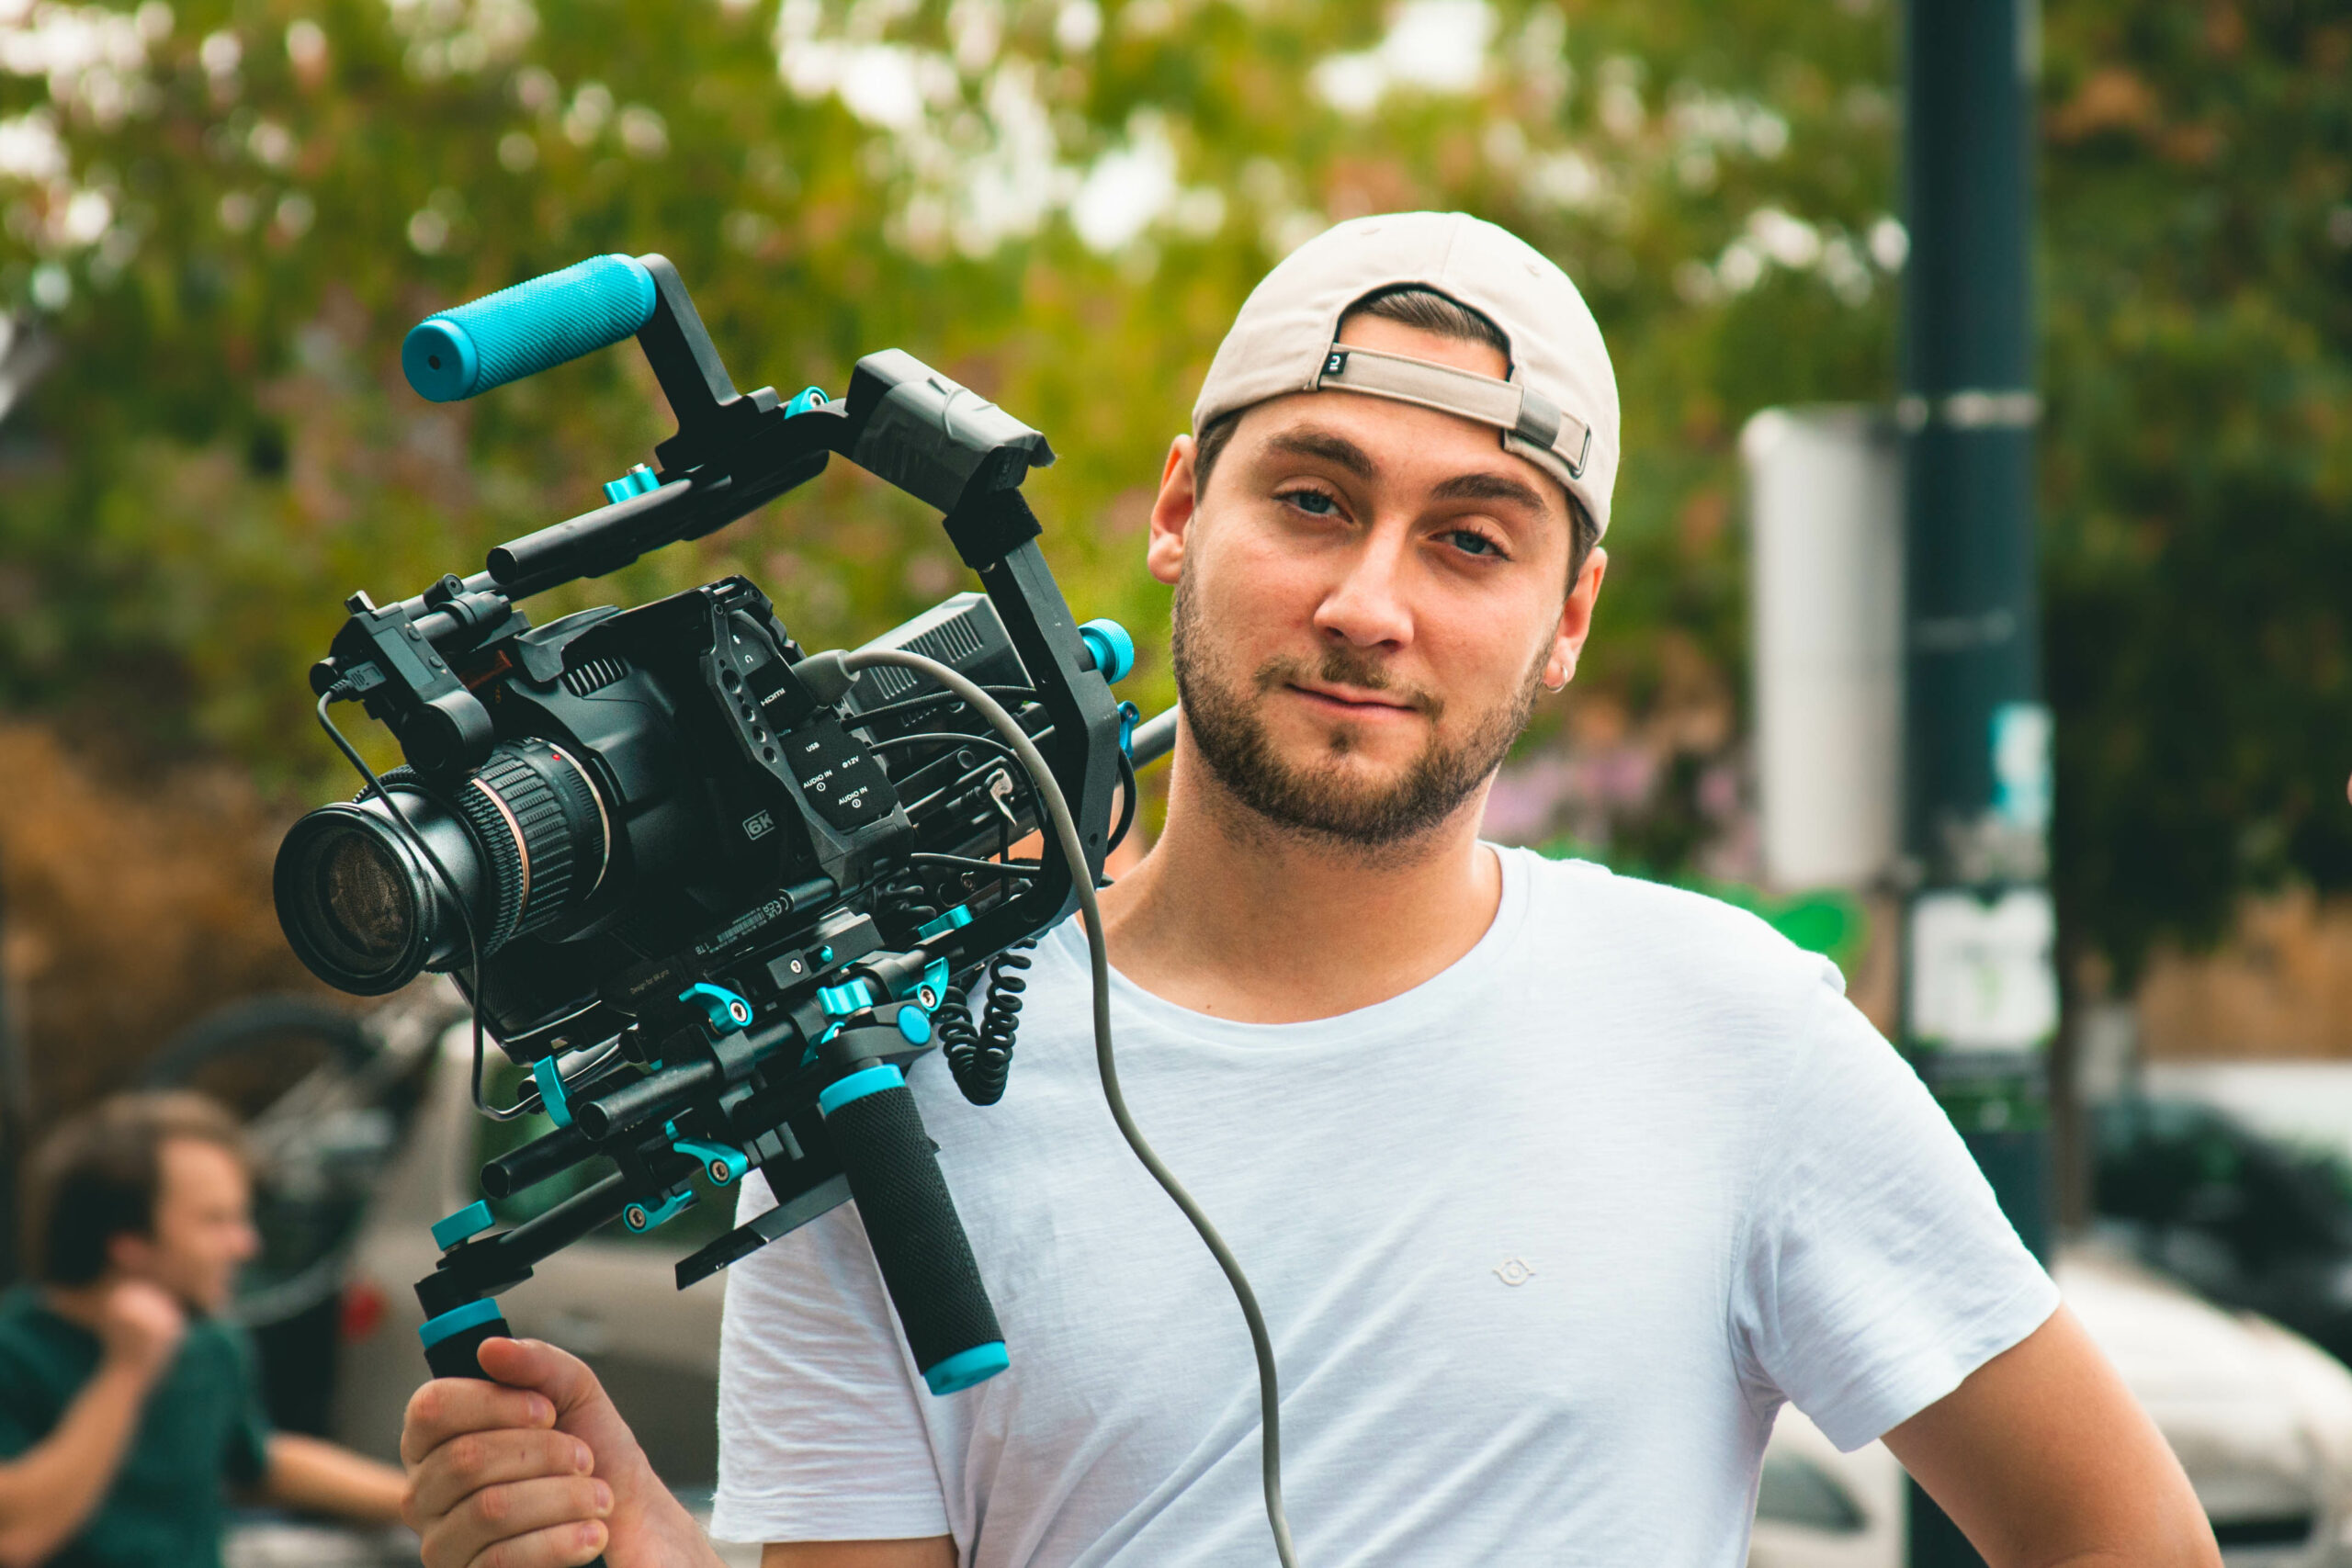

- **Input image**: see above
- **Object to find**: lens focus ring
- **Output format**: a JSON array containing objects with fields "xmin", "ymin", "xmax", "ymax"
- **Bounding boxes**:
[
  {"xmin": 457, "ymin": 739, "xmax": 609, "ymax": 953},
  {"xmin": 452, "ymin": 768, "xmax": 530, "ymax": 951}
]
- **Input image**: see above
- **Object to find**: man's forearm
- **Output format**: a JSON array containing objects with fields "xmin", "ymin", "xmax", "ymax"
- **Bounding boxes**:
[
  {"xmin": 0, "ymin": 1361, "xmax": 155, "ymax": 1567},
  {"xmin": 265, "ymin": 1431, "xmax": 410, "ymax": 1524}
]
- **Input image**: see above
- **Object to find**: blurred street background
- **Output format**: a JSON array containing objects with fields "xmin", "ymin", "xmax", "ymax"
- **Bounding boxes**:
[{"xmin": 0, "ymin": 0, "xmax": 2346, "ymax": 1562}]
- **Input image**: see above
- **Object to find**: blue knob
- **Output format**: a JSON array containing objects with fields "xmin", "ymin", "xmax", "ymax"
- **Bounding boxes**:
[
  {"xmin": 602, "ymin": 464, "xmax": 661, "ymax": 505},
  {"xmin": 430, "ymin": 1200, "xmax": 494, "ymax": 1250},
  {"xmin": 785, "ymin": 386, "xmax": 829, "ymax": 416},
  {"xmin": 679, "ymin": 983, "xmax": 753, "ymax": 1035},
  {"xmin": 1079, "ymin": 619, "xmax": 1135, "ymax": 683}
]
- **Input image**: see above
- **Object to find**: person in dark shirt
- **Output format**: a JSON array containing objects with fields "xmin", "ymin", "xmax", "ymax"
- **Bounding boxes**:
[{"xmin": 0, "ymin": 1090, "xmax": 410, "ymax": 1567}]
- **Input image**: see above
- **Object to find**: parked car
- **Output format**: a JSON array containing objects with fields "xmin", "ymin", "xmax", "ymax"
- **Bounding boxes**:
[
  {"xmin": 2094, "ymin": 1092, "xmax": 2352, "ymax": 1371},
  {"xmin": 1752, "ymin": 1246, "xmax": 2352, "ymax": 1566}
]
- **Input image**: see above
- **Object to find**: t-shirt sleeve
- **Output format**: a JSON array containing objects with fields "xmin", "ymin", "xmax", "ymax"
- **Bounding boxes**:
[
  {"xmin": 1729, "ymin": 972, "xmax": 2062, "ymax": 1451},
  {"xmin": 707, "ymin": 1173, "xmax": 952, "ymax": 1547}
]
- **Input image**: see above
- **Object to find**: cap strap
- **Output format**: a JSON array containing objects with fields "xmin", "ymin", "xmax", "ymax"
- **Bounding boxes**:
[{"xmin": 1316, "ymin": 343, "xmax": 1592, "ymax": 483}]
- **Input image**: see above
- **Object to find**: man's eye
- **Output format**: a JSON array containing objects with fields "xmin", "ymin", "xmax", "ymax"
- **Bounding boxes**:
[
  {"xmin": 1280, "ymin": 489, "xmax": 1338, "ymax": 516},
  {"xmin": 1448, "ymin": 529, "xmax": 1504, "ymax": 558}
]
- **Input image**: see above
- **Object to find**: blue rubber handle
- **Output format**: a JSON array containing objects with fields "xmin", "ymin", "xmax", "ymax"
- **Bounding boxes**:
[{"xmin": 401, "ymin": 254, "xmax": 658, "ymax": 402}]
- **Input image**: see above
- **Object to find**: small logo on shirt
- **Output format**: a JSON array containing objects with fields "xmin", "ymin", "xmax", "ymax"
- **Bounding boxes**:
[{"xmin": 1492, "ymin": 1256, "xmax": 1536, "ymax": 1288}]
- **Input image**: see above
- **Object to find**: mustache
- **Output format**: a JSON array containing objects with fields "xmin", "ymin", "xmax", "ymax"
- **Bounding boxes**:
[{"xmin": 1253, "ymin": 648, "xmax": 1442, "ymax": 717}]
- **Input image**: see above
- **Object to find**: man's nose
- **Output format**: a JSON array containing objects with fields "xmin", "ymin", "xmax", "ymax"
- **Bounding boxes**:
[{"xmin": 1312, "ymin": 528, "xmax": 1413, "ymax": 649}]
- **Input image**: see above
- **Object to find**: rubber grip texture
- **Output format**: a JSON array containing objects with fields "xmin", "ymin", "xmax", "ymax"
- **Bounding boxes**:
[
  {"xmin": 824, "ymin": 1080, "xmax": 1006, "ymax": 1385},
  {"xmin": 402, "ymin": 254, "xmax": 656, "ymax": 402},
  {"xmin": 422, "ymin": 1311, "xmax": 609, "ymax": 1568}
]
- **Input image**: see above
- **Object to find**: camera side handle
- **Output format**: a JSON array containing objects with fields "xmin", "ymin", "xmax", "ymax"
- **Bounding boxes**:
[
  {"xmin": 401, "ymin": 253, "xmax": 659, "ymax": 403},
  {"xmin": 418, "ymin": 1304, "xmax": 611, "ymax": 1568},
  {"xmin": 818, "ymin": 1063, "xmax": 1009, "ymax": 1394}
]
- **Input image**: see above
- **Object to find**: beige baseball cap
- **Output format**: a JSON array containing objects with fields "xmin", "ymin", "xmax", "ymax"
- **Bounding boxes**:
[{"xmin": 1193, "ymin": 210, "xmax": 1620, "ymax": 536}]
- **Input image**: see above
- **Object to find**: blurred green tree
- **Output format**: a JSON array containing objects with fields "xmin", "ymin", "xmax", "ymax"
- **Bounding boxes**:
[
  {"xmin": 0, "ymin": 0, "xmax": 1900, "ymax": 801},
  {"xmin": 17, "ymin": 0, "xmax": 2329, "ymax": 994},
  {"xmin": 2041, "ymin": 3, "xmax": 2352, "ymax": 981}
]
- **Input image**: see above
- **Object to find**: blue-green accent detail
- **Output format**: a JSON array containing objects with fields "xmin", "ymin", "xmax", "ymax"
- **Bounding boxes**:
[
  {"xmin": 1079, "ymin": 618, "xmax": 1135, "ymax": 683},
  {"xmin": 785, "ymin": 386, "xmax": 829, "ymax": 417},
  {"xmin": 1116, "ymin": 700, "xmax": 1139, "ymax": 759},
  {"xmin": 602, "ymin": 463, "xmax": 661, "ymax": 505},
  {"xmin": 624, "ymin": 1190, "xmax": 694, "ymax": 1233},
  {"xmin": 680, "ymin": 982, "xmax": 753, "ymax": 1035},
  {"xmin": 922, "ymin": 956, "xmax": 951, "ymax": 994},
  {"xmin": 897, "ymin": 1006, "xmax": 932, "ymax": 1046},
  {"xmin": 532, "ymin": 1056, "xmax": 573, "ymax": 1128},
  {"xmin": 418, "ymin": 1296, "xmax": 502, "ymax": 1348},
  {"xmin": 430, "ymin": 1201, "xmax": 494, "ymax": 1250},
  {"xmin": 818, "ymin": 978, "xmax": 874, "ymax": 1019},
  {"xmin": 401, "ymin": 319, "xmax": 479, "ymax": 404},
  {"xmin": 922, "ymin": 1340, "xmax": 1009, "ymax": 1394},
  {"xmin": 402, "ymin": 254, "xmax": 656, "ymax": 402},
  {"xmin": 816, "ymin": 944, "xmax": 835, "ymax": 964},
  {"xmin": 818, "ymin": 1063, "xmax": 903, "ymax": 1117},
  {"xmin": 673, "ymin": 1138, "xmax": 749, "ymax": 1185},
  {"xmin": 915, "ymin": 904, "xmax": 973, "ymax": 941}
]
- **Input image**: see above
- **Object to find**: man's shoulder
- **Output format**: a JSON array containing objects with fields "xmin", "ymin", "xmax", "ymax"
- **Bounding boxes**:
[{"xmin": 1510, "ymin": 848, "xmax": 1834, "ymax": 980}]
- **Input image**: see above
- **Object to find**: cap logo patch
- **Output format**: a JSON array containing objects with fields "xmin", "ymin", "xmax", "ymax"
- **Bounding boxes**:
[{"xmin": 1322, "ymin": 349, "xmax": 1348, "ymax": 377}]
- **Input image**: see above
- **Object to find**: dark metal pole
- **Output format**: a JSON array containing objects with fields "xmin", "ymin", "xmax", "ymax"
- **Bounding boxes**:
[{"xmin": 1900, "ymin": 2, "xmax": 2051, "ymax": 1562}]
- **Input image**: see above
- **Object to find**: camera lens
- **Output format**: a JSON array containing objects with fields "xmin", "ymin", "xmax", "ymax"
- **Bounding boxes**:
[
  {"xmin": 275, "ymin": 739, "xmax": 611, "ymax": 998},
  {"xmin": 277, "ymin": 792, "xmax": 479, "ymax": 995},
  {"xmin": 316, "ymin": 829, "xmax": 411, "ymax": 959}
]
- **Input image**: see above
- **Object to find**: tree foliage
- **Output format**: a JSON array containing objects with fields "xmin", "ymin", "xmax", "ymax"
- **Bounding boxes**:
[
  {"xmin": 0, "ymin": 0, "xmax": 2336, "ymax": 982},
  {"xmin": 2040, "ymin": 2, "xmax": 2352, "ymax": 979}
]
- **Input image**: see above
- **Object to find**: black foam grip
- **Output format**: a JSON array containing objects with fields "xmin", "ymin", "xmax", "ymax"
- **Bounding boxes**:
[
  {"xmin": 423, "ymin": 1314, "xmax": 608, "ymax": 1568},
  {"xmin": 423, "ymin": 1312, "xmax": 513, "ymax": 1381},
  {"xmin": 826, "ymin": 1082, "xmax": 1004, "ymax": 1375}
]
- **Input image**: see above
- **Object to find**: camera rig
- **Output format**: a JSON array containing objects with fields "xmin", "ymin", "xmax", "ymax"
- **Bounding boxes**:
[{"xmin": 274, "ymin": 254, "xmax": 1180, "ymax": 1424}]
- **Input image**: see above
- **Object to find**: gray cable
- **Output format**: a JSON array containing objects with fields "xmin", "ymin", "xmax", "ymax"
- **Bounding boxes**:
[{"xmin": 842, "ymin": 650, "xmax": 1300, "ymax": 1568}]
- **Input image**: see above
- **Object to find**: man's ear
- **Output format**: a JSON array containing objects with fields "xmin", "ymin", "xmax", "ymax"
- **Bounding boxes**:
[
  {"xmin": 107, "ymin": 1229, "xmax": 154, "ymax": 1279},
  {"xmin": 1146, "ymin": 433, "xmax": 1198, "ymax": 588},
  {"xmin": 1541, "ymin": 545, "xmax": 1609, "ymax": 691}
]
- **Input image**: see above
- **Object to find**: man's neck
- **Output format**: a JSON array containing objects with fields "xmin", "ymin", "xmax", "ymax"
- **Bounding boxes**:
[{"xmin": 1095, "ymin": 742, "xmax": 1503, "ymax": 1024}]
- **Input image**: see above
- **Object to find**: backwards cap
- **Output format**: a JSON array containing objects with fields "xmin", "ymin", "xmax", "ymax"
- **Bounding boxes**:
[{"xmin": 1192, "ymin": 211, "xmax": 1620, "ymax": 536}]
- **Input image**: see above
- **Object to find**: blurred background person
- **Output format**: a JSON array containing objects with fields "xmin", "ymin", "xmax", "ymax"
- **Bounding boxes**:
[{"xmin": 0, "ymin": 1090, "xmax": 406, "ymax": 1568}]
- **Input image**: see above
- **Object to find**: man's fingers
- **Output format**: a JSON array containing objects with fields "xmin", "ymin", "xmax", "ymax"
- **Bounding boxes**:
[
  {"xmin": 401, "ymin": 1373, "xmax": 559, "ymax": 1467},
  {"xmin": 405, "ymin": 1426, "xmax": 596, "ymax": 1525},
  {"xmin": 473, "ymin": 1336, "xmax": 607, "ymax": 1421},
  {"xmin": 464, "ymin": 1520, "xmax": 611, "ymax": 1568},
  {"xmin": 416, "ymin": 1474, "xmax": 612, "ymax": 1568}
]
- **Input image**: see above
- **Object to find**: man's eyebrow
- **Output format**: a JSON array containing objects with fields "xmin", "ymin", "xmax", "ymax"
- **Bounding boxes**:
[
  {"xmin": 1263, "ymin": 427, "xmax": 1376, "ymax": 479},
  {"xmin": 1431, "ymin": 469, "xmax": 1554, "ymax": 518}
]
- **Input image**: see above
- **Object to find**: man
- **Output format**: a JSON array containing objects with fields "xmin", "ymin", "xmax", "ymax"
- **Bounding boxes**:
[
  {"xmin": 399, "ymin": 213, "xmax": 2220, "ymax": 1566},
  {"xmin": 0, "ymin": 1089, "xmax": 410, "ymax": 1567}
]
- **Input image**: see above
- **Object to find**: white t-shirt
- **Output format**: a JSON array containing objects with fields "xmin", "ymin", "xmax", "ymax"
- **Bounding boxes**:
[{"xmin": 710, "ymin": 847, "xmax": 2057, "ymax": 1565}]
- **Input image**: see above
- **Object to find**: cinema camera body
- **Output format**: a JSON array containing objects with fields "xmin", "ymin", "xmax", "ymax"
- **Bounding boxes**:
[{"xmin": 272, "ymin": 253, "xmax": 1160, "ymax": 1418}]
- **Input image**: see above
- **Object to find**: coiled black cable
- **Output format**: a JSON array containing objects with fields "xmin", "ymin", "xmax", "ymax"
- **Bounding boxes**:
[{"xmin": 938, "ymin": 941, "xmax": 1033, "ymax": 1106}]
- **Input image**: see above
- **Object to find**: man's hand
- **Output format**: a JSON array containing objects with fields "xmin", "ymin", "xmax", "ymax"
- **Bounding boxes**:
[
  {"xmin": 96, "ymin": 1280, "xmax": 186, "ymax": 1382},
  {"xmin": 400, "ymin": 1337, "xmax": 719, "ymax": 1568}
]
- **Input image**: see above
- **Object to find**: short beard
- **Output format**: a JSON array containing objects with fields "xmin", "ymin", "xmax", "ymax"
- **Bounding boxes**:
[{"xmin": 1170, "ymin": 569, "xmax": 1545, "ymax": 854}]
